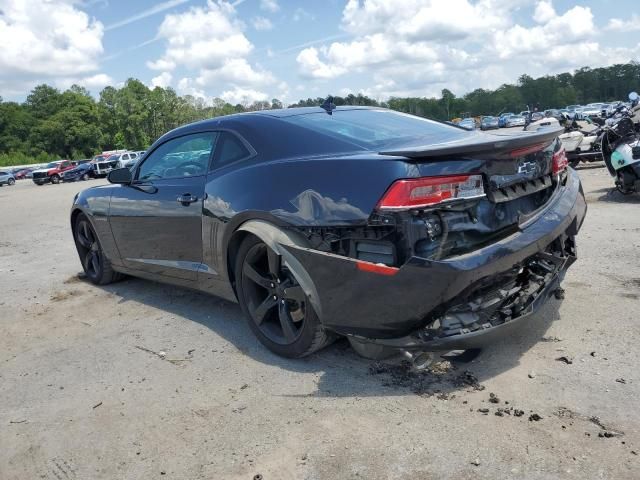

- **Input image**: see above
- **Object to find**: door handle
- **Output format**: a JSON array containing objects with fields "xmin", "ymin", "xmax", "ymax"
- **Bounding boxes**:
[{"xmin": 177, "ymin": 194, "xmax": 198, "ymax": 205}]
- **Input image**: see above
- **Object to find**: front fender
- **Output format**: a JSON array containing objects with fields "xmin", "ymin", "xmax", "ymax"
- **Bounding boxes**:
[{"xmin": 71, "ymin": 186, "xmax": 122, "ymax": 267}]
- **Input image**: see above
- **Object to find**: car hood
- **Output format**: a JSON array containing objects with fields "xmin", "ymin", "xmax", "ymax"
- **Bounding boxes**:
[{"xmin": 32, "ymin": 168, "xmax": 53, "ymax": 174}]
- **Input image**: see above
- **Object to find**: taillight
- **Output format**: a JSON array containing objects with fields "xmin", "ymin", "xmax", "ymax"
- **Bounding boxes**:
[
  {"xmin": 376, "ymin": 174, "xmax": 485, "ymax": 210},
  {"xmin": 552, "ymin": 147, "xmax": 568, "ymax": 174}
]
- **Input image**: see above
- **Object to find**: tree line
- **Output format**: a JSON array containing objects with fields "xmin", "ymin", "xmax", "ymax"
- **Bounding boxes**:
[{"xmin": 1, "ymin": 62, "xmax": 639, "ymax": 167}]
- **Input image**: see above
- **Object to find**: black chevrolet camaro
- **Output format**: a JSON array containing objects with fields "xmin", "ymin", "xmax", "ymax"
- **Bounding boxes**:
[{"xmin": 71, "ymin": 106, "xmax": 586, "ymax": 360}]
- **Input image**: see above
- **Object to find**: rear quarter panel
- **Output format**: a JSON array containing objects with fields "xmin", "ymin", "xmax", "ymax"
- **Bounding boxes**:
[{"xmin": 203, "ymin": 153, "xmax": 484, "ymax": 281}]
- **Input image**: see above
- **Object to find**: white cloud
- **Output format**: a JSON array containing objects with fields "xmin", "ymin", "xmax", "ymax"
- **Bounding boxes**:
[
  {"xmin": 220, "ymin": 87, "xmax": 269, "ymax": 105},
  {"xmin": 341, "ymin": 0, "xmax": 507, "ymax": 40},
  {"xmin": 296, "ymin": 0, "xmax": 504, "ymax": 81},
  {"xmin": 606, "ymin": 15, "xmax": 640, "ymax": 32},
  {"xmin": 54, "ymin": 73, "xmax": 114, "ymax": 92},
  {"xmin": 0, "ymin": 0, "xmax": 105, "ymax": 94},
  {"xmin": 196, "ymin": 58, "xmax": 274, "ymax": 87},
  {"xmin": 296, "ymin": 47, "xmax": 348, "ymax": 79},
  {"xmin": 149, "ymin": 0, "xmax": 277, "ymax": 99},
  {"xmin": 151, "ymin": 72, "xmax": 173, "ymax": 88},
  {"xmin": 259, "ymin": 0, "xmax": 279, "ymax": 13},
  {"xmin": 149, "ymin": 2, "xmax": 252, "ymax": 71},
  {"xmin": 533, "ymin": 0, "xmax": 555, "ymax": 23},
  {"xmin": 252, "ymin": 16, "xmax": 273, "ymax": 31},
  {"xmin": 79, "ymin": 73, "xmax": 114, "ymax": 89},
  {"xmin": 294, "ymin": 0, "xmax": 640, "ymax": 99},
  {"xmin": 276, "ymin": 81, "xmax": 290, "ymax": 102},
  {"xmin": 176, "ymin": 77, "xmax": 206, "ymax": 99},
  {"xmin": 492, "ymin": 5, "xmax": 595, "ymax": 60}
]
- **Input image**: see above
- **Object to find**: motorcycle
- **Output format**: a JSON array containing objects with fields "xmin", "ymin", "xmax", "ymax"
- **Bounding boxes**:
[
  {"xmin": 600, "ymin": 91, "xmax": 640, "ymax": 194},
  {"xmin": 559, "ymin": 115, "xmax": 602, "ymax": 168},
  {"xmin": 524, "ymin": 108, "xmax": 601, "ymax": 168}
]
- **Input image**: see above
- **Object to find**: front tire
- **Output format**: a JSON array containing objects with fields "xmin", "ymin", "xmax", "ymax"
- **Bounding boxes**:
[
  {"xmin": 8, "ymin": 178, "xmax": 15, "ymax": 186},
  {"xmin": 51, "ymin": 175, "xmax": 60, "ymax": 184},
  {"xmin": 235, "ymin": 235, "xmax": 332, "ymax": 358},
  {"xmin": 74, "ymin": 213, "xmax": 123, "ymax": 285},
  {"xmin": 82, "ymin": 173, "xmax": 89, "ymax": 181}
]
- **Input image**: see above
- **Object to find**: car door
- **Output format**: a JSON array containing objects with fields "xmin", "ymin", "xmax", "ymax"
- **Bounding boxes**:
[{"xmin": 108, "ymin": 131, "xmax": 218, "ymax": 281}]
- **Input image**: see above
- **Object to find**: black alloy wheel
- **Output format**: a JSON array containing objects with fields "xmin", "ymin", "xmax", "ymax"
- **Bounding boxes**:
[
  {"xmin": 76, "ymin": 218, "xmax": 102, "ymax": 280},
  {"xmin": 74, "ymin": 214, "xmax": 122, "ymax": 285},
  {"xmin": 235, "ymin": 236, "xmax": 332, "ymax": 358}
]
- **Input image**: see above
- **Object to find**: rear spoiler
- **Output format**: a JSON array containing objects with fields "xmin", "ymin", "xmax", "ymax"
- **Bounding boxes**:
[{"xmin": 379, "ymin": 126, "xmax": 563, "ymax": 159}]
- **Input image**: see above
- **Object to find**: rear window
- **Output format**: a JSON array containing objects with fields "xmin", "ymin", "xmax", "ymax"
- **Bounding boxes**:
[
  {"xmin": 213, "ymin": 132, "xmax": 251, "ymax": 168},
  {"xmin": 280, "ymin": 109, "xmax": 460, "ymax": 149}
]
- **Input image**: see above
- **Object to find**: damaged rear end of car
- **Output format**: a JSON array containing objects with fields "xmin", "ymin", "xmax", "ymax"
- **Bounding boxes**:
[{"xmin": 279, "ymin": 124, "xmax": 586, "ymax": 354}]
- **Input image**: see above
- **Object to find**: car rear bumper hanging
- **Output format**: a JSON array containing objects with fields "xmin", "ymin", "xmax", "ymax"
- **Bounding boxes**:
[{"xmin": 282, "ymin": 168, "xmax": 587, "ymax": 348}]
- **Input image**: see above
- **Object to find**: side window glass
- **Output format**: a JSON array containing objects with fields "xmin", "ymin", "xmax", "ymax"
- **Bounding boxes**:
[
  {"xmin": 212, "ymin": 132, "xmax": 251, "ymax": 169},
  {"xmin": 137, "ymin": 132, "xmax": 218, "ymax": 181}
]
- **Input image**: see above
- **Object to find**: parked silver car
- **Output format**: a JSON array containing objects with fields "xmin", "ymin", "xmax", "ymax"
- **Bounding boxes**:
[
  {"xmin": 114, "ymin": 151, "xmax": 143, "ymax": 169},
  {"xmin": 0, "ymin": 170, "xmax": 16, "ymax": 186},
  {"xmin": 505, "ymin": 114, "xmax": 526, "ymax": 127}
]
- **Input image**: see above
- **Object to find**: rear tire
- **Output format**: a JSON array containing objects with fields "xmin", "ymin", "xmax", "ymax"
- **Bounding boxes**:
[
  {"xmin": 234, "ymin": 235, "xmax": 333, "ymax": 358},
  {"xmin": 8, "ymin": 178, "xmax": 15, "ymax": 186},
  {"xmin": 51, "ymin": 175, "xmax": 60, "ymax": 184},
  {"xmin": 74, "ymin": 213, "xmax": 123, "ymax": 285},
  {"xmin": 82, "ymin": 173, "xmax": 89, "ymax": 181}
]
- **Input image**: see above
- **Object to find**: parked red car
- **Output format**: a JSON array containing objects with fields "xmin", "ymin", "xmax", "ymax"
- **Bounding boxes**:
[
  {"xmin": 13, "ymin": 168, "xmax": 34, "ymax": 180},
  {"xmin": 32, "ymin": 160, "xmax": 76, "ymax": 185}
]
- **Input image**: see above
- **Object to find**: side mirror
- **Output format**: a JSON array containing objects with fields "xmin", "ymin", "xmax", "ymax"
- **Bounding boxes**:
[
  {"xmin": 108, "ymin": 167, "xmax": 133, "ymax": 185},
  {"xmin": 629, "ymin": 92, "xmax": 639, "ymax": 102}
]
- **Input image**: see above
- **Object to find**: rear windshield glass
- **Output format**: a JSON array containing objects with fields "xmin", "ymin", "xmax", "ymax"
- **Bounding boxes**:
[{"xmin": 281, "ymin": 109, "xmax": 461, "ymax": 149}]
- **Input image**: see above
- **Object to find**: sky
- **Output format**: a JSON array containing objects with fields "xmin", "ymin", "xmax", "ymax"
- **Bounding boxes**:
[{"xmin": 1, "ymin": 0, "xmax": 640, "ymax": 105}]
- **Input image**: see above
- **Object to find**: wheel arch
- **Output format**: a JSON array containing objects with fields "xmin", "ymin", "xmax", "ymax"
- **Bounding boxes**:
[
  {"xmin": 226, "ymin": 220, "xmax": 323, "ymax": 320},
  {"xmin": 70, "ymin": 207, "xmax": 85, "ymax": 231}
]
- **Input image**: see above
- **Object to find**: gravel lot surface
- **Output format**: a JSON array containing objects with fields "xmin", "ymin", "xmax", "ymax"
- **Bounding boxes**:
[{"xmin": 1, "ymin": 166, "xmax": 639, "ymax": 480}]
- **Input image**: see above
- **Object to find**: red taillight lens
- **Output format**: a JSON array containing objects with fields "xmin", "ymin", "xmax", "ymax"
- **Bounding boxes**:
[
  {"xmin": 376, "ymin": 174, "xmax": 485, "ymax": 210},
  {"xmin": 552, "ymin": 147, "xmax": 568, "ymax": 174}
]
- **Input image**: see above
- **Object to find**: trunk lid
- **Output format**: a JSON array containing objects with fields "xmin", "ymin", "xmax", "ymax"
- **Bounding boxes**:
[{"xmin": 379, "ymin": 126, "xmax": 562, "ymax": 204}]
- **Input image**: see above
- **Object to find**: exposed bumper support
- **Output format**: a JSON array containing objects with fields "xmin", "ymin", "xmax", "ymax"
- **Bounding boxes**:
[{"xmin": 360, "ymin": 246, "xmax": 574, "ymax": 351}]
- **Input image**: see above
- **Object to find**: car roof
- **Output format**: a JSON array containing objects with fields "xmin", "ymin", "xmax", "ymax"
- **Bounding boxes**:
[
  {"xmin": 182, "ymin": 106, "xmax": 375, "ymax": 129},
  {"xmin": 153, "ymin": 105, "xmax": 442, "ymax": 157}
]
